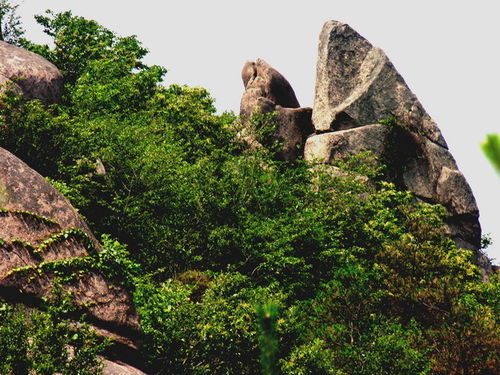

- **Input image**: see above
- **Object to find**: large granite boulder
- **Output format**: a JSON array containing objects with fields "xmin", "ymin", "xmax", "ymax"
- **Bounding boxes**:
[
  {"xmin": 0, "ymin": 41, "xmax": 63, "ymax": 103},
  {"xmin": 312, "ymin": 21, "xmax": 445, "ymax": 147},
  {"xmin": 0, "ymin": 147, "xmax": 144, "ymax": 371},
  {"xmin": 240, "ymin": 59, "xmax": 313, "ymax": 162},
  {"xmin": 305, "ymin": 124, "xmax": 389, "ymax": 164},
  {"xmin": 306, "ymin": 21, "xmax": 488, "ymax": 271}
]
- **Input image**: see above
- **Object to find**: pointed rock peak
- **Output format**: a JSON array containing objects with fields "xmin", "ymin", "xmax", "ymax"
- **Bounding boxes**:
[{"xmin": 312, "ymin": 20, "xmax": 446, "ymax": 148}]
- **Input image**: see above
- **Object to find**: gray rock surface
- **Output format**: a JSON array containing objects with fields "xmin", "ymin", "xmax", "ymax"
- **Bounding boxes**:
[
  {"xmin": 436, "ymin": 167, "xmax": 478, "ymax": 216},
  {"xmin": 241, "ymin": 59, "xmax": 300, "ymax": 114},
  {"xmin": 312, "ymin": 21, "xmax": 446, "ymax": 147},
  {"xmin": 0, "ymin": 148, "xmax": 95, "ymax": 241},
  {"xmin": 240, "ymin": 59, "xmax": 313, "ymax": 161},
  {"xmin": 304, "ymin": 124, "xmax": 389, "ymax": 163},
  {"xmin": 0, "ymin": 41, "xmax": 63, "ymax": 103},
  {"xmin": 103, "ymin": 360, "xmax": 149, "ymax": 375}
]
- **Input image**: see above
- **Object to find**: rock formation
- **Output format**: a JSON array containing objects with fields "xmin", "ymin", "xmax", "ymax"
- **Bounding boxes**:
[
  {"xmin": 0, "ymin": 147, "xmax": 144, "ymax": 372},
  {"xmin": 311, "ymin": 21, "xmax": 445, "ymax": 147},
  {"xmin": 0, "ymin": 41, "xmax": 63, "ymax": 103},
  {"xmin": 240, "ymin": 59, "xmax": 313, "ymax": 162},
  {"xmin": 241, "ymin": 21, "xmax": 489, "ymax": 272},
  {"xmin": 306, "ymin": 21, "xmax": 488, "ymax": 271}
]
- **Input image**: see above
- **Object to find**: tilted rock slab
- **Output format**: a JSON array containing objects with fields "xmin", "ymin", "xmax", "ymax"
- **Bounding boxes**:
[
  {"xmin": 307, "ymin": 21, "xmax": 489, "ymax": 271},
  {"xmin": 312, "ymin": 21, "xmax": 445, "ymax": 147},
  {"xmin": 240, "ymin": 59, "xmax": 313, "ymax": 162},
  {"xmin": 0, "ymin": 41, "xmax": 63, "ymax": 103},
  {"xmin": 0, "ymin": 147, "xmax": 145, "ymax": 371}
]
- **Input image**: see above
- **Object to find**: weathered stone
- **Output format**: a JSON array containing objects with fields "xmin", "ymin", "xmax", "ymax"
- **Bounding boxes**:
[
  {"xmin": 444, "ymin": 219, "xmax": 481, "ymax": 252},
  {"xmin": 103, "ymin": 360, "xmax": 149, "ymax": 375},
  {"xmin": 0, "ymin": 147, "xmax": 95, "ymax": 243},
  {"xmin": 400, "ymin": 137, "xmax": 458, "ymax": 200},
  {"xmin": 274, "ymin": 106, "xmax": 314, "ymax": 161},
  {"xmin": 436, "ymin": 167, "xmax": 478, "ymax": 216},
  {"xmin": 240, "ymin": 59, "xmax": 300, "ymax": 116},
  {"xmin": 312, "ymin": 21, "xmax": 446, "ymax": 147},
  {"xmin": 0, "ymin": 147, "xmax": 142, "ymax": 369},
  {"xmin": 240, "ymin": 59, "xmax": 313, "ymax": 162},
  {"xmin": 304, "ymin": 124, "xmax": 389, "ymax": 163},
  {"xmin": 0, "ymin": 268, "xmax": 140, "ymax": 334},
  {"xmin": 305, "ymin": 123, "xmax": 483, "ymax": 257},
  {"xmin": 0, "ymin": 41, "xmax": 63, "ymax": 103},
  {"xmin": 307, "ymin": 20, "xmax": 486, "ymax": 270}
]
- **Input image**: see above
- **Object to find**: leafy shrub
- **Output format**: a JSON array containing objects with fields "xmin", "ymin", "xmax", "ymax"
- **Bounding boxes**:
[
  {"xmin": 135, "ymin": 272, "xmax": 285, "ymax": 375},
  {"xmin": 0, "ymin": 301, "xmax": 107, "ymax": 375}
]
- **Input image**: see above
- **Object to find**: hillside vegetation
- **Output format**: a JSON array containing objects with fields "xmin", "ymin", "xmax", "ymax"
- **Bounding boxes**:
[{"xmin": 0, "ymin": 9, "xmax": 498, "ymax": 375}]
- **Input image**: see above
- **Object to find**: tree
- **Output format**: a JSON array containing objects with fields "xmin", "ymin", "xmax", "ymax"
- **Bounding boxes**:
[{"xmin": 0, "ymin": 0, "xmax": 24, "ymax": 45}]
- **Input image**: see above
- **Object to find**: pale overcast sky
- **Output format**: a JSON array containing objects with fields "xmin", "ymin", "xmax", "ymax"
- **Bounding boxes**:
[{"xmin": 14, "ymin": 0, "xmax": 499, "ymax": 263}]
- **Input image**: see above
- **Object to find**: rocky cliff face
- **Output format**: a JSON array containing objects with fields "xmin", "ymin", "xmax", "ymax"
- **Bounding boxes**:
[{"xmin": 240, "ymin": 21, "xmax": 489, "ymax": 272}]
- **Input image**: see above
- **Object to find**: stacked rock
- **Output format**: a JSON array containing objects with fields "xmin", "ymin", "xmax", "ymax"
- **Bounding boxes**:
[{"xmin": 240, "ymin": 21, "xmax": 489, "ymax": 272}]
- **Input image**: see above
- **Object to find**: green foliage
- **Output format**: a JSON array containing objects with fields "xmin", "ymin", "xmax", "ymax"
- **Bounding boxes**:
[
  {"xmin": 135, "ymin": 273, "xmax": 285, "ymax": 375},
  {"xmin": 279, "ymin": 195, "xmax": 499, "ymax": 375},
  {"xmin": 70, "ymin": 59, "xmax": 165, "ymax": 117},
  {"xmin": 0, "ymin": 9, "xmax": 498, "ymax": 375},
  {"xmin": 95, "ymin": 234, "xmax": 141, "ymax": 288},
  {"xmin": 482, "ymin": 133, "xmax": 500, "ymax": 174},
  {"xmin": 257, "ymin": 302, "xmax": 280, "ymax": 375},
  {"xmin": 24, "ymin": 10, "xmax": 153, "ymax": 85},
  {"xmin": 0, "ymin": 95, "xmax": 73, "ymax": 176},
  {"xmin": 0, "ymin": 300, "xmax": 107, "ymax": 375},
  {"xmin": 282, "ymin": 323, "xmax": 430, "ymax": 375}
]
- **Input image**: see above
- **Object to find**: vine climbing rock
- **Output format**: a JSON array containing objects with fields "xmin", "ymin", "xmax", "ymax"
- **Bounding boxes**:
[
  {"xmin": 0, "ymin": 41, "xmax": 63, "ymax": 103},
  {"xmin": 240, "ymin": 59, "xmax": 314, "ymax": 162},
  {"xmin": 305, "ymin": 21, "xmax": 490, "ymax": 273},
  {"xmin": 0, "ymin": 147, "xmax": 145, "ymax": 373}
]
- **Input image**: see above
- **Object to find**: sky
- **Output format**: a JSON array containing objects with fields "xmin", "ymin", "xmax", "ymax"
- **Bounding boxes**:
[{"xmin": 13, "ymin": 0, "xmax": 499, "ymax": 263}]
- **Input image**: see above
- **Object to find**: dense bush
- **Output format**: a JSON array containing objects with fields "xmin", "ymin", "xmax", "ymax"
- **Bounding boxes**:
[
  {"xmin": 0, "ymin": 8, "xmax": 498, "ymax": 375},
  {"xmin": 135, "ymin": 272, "xmax": 286, "ymax": 374},
  {"xmin": 0, "ymin": 299, "xmax": 107, "ymax": 375}
]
